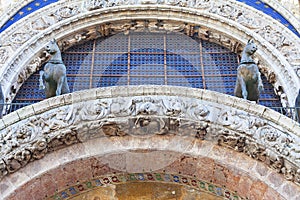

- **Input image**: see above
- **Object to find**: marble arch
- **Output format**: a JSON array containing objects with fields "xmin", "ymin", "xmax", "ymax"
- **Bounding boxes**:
[
  {"xmin": 0, "ymin": 0, "xmax": 299, "ymax": 105},
  {"xmin": 1, "ymin": 1, "xmax": 300, "ymax": 199}
]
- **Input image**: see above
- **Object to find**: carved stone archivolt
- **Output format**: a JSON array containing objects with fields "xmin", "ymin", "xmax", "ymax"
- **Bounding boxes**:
[
  {"xmin": 0, "ymin": 0, "xmax": 299, "ymax": 106},
  {"xmin": 0, "ymin": 86, "xmax": 300, "ymax": 185}
]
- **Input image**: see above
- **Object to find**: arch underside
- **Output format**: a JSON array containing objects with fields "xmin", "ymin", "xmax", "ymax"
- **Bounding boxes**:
[
  {"xmin": 4, "ymin": 137, "xmax": 293, "ymax": 200},
  {"xmin": 1, "ymin": 1, "xmax": 300, "ymax": 199}
]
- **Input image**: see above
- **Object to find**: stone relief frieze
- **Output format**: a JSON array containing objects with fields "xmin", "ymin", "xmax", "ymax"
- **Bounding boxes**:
[
  {"xmin": 193, "ymin": 0, "xmax": 213, "ymax": 9},
  {"xmin": 17, "ymin": 55, "xmax": 48, "ymax": 85},
  {"xmin": 79, "ymin": 0, "xmax": 296, "ymax": 63},
  {"xmin": 237, "ymin": 12, "xmax": 262, "ymax": 30},
  {"xmin": 85, "ymin": 0, "xmax": 108, "ymax": 10},
  {"xmin": 256, "ymin": 25, "xmax": 290, "ymax": 49},
  {"xmin": 54, "ymin": 6, "xmax": 81, "ymax": 20},
  {"xmin": 205, "ymin": 31, "xmax": 240, "ymax": 53},
  {"xmin": 0, "ymin": 48, "xmax": 9, "ymax": 64},
  {"xmin": 10, "ymin": 32, "xmax": 32, "ymax": 45},
  {"xmin": 218, "ymin": 110, "xmax": 266, "ymax": 136},
  {"xmin": 209, "ymin": 4, "xmax": 238, "ymax": 19},
  {"xmin": 30, "ymin": 16, "xmax": 57, "ymax": 31},
  {"xmin": 1, "ymin": 93, "xmax": 300, "ymax": 185}
]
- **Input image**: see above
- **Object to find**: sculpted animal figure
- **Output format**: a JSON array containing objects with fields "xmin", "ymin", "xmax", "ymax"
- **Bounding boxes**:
[
  {"xmin": 0, "ymin": 86, "xmax": 4, "ymax": 118},
  {"xmin": 295, "ymin": 89, "xmax": 300, "ymax": 123},
  {"xmin": 39, "ymin": 39, "xmax": 70, "ymax": 98},
  {"xmin": 234, "ymin": 39, "xmax": 263, "ymax": 102}
]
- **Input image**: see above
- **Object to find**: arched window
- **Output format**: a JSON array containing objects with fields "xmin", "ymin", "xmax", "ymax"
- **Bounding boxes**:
[{"xmin": 13, "ymin": 31, "xmax": 281, "ymax": 108}]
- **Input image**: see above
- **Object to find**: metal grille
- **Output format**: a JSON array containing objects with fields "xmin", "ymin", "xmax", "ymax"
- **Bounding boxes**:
[{"xmin": 13, "ymin": 31, "xmax": 281, "ymax": 108}]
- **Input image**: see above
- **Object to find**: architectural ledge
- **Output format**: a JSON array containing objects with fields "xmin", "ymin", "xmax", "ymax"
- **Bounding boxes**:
[{"xmin": 1, "ymin": 85, "xmax": 300, "ymax": 185}]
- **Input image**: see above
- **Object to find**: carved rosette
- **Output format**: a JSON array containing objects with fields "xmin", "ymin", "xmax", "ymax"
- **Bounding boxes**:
[{"xmin": 0, "ymin": 88, "xmax": 300, "ymax": 185}]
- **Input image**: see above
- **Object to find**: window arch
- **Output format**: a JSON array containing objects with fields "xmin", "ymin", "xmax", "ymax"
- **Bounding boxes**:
[{"xmin": 13, "ymin": 31, "xmax": 281, "ymax": 108}]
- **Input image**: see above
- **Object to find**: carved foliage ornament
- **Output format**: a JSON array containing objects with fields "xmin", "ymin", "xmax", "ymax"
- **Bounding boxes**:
[
  {"xmin": 0, "ymin": 95, "xmax": 300, "ymax": 185},
  {"xmin": 0, "ymin": 0, "xmax": 297, "ymax": 66},
  {"xmin": 80, "ymin": 0, "xmax": 297, "ymax": 52}
]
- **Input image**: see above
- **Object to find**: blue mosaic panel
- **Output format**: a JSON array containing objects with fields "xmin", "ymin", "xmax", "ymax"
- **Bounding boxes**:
[
  {"xmin": 236, "ymin": 0, "xmax": 299, "ymax": 36},
  {"xmin": 0, "ymin": 0, "xmax": 58, "ymax": 33},
  {"xmin": 0, "ymin": 0, "xmax": 298, "ymax": 37},
  {"xmin": 13, "ymin": 31, "xmax": 282, "ymax": 110}
]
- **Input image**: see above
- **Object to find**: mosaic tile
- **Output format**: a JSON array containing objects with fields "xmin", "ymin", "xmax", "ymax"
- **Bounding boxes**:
[
  {"xmin": 0, "ymin": 0, "xmax": 298, "ymax": 37},
  {"xmin": 48, "ymin": 173, "xmax": 245, "ymax": 200}
]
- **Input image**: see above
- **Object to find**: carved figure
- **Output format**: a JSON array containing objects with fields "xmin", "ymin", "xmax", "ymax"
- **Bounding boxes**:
[
  {"xmin": 39, "ymin": 39, "xmax": 70, "ymax": 98},
  {"xmin": 295, "ymin": 89, "xmax": 300, "ymax": 123},
  {"xmin": 234, "ymin": 39, "xmax": 263, "ymax": 102},
  {"xmin": 0, "ymin": 86, "xmax": 4, "ymax": 118}
]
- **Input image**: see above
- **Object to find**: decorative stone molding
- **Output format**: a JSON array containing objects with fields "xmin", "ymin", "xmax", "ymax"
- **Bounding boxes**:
[
  {"xmin": 0, "ymin": 0, "xmax": 34, "ymax": 28},
  {"xmin": 0, "ymin": 86, "xmax": 300, "ymax": 186},
  {"xmin": 0, "ymin": 0, "xmax": 298, "ymax": 107},
  {"xmin": 267, "ymin": 0, "xmax": 300, "ymax": 26}
]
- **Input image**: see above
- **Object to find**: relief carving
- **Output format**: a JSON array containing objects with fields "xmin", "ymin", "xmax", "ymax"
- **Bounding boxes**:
[
  {"xmin": 102, "ymin": 122, "xmax": 127, "ymax": 136},
  {"xmin": 60, "ymin": 31, "xmax": 91, "ymax": 51},
  {"xmin": 295, "ymin": 169, "xmax": 300, "ymax": 185},
  {"xmin": 139, "ymin": 0, "xmax": 158, "ymax": 4},
  {"xmin": 218, "ymin": 110, "xmax": 266, "ymax": 136},
  {"xmin": 218, "ymin": 132, "xmax": 246, "ymax": 152},
  {"xmin": 237, "ymin": 12, "xmax": 262, "ymax": 30},
  {"xmin": 256, "ymin": 25, "xmax": 290, "ymax": 49},
  {"xmin": 30, "ymin": 16, "xmax": 57, "ymax": 31},
  {"xmin": 110, "ymin": 98, "xmax": 132, "ymax": 117},
  {"xmin": 209, "ymin": 4, "xmax": 237, "ymax": 19},
  {"xmin": 193, "ymin": 0, "xmax": 212, "ymax": 9},
  {"xmin": 244, "ymin": 143, "xmax": 266, "ymax": 162},
  {"xmin": 133, "ymin": 97, "xmax": 163, "ymax": 116},
  {"xmin": 29, "ymin": 139, "xmax": 48, "ymax": 159},
  {"xmin": 259, "ymin": 65, "xmax": 276, "ymax": 84},
  {"xmin": 206, "ymin": 31, "xmax": 240, "ymax": 53},
  {"xmin": 85, "ymin": 0, "xmax": 107, "ymax": 10},
  {"xmin": 0, "ymin": 48, "xmax": 9, "ymax": 64},
  {"xmin": 0, "ymin": 94, "xmax": 300, "ymax": 184},
  {"xmin": 54, "ymin": 6, "xmax": 80, "ymax": 20},
  {"xmin": 265, "ymin": 150, "xmax": 284, "ymax": 173},
  {"xmin": 10, "ymin": 32, "xmax": 32, "ymax": 44},
  {"xmin": 0, "ymin": 159, "xmax": 8, "ymax": 177},
  {"xmin": 187, "ymin": 101, "xmax": 210, "ymax": 121},
  {"xmin": 131, "ymin": 117, "xmax": 166, "ymax": 135},
  {"xmin": 163, "ymin": 97, "xmax": 185, "ymax": 116}
]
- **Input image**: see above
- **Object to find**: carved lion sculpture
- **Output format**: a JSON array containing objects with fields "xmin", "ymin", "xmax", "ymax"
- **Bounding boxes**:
[
  {"xmin": 39, "ymin": 39, "xmax": 70, "ymax": 98},
  {"xmin": 234, "ymin": 39, "xmax": 264, "ymax": 102}
]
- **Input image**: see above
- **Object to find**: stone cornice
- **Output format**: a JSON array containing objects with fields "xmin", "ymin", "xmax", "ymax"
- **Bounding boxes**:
[{"xmin": 0, "ymin": 86, "xmax": 300, "ymax": 186}]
